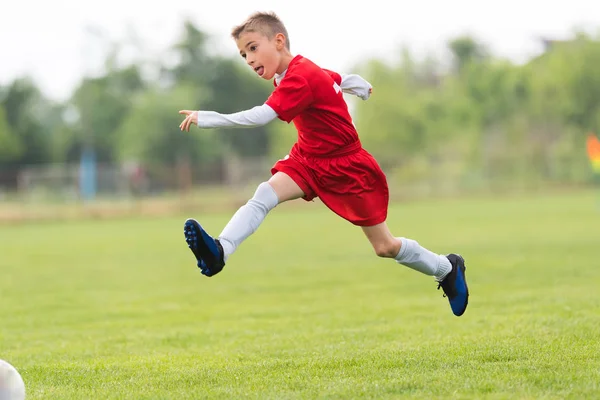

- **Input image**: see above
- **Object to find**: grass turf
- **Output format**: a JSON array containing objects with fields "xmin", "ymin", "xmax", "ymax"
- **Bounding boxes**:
[{"xmin": 1, "ymin": 190, "xmax": 599, "ymax": 399}]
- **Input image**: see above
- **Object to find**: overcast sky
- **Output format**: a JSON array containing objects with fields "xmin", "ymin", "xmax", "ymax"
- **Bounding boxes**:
[{"xmin": 1, "ymin": 0, "xmax": 599, "ymax": 101}]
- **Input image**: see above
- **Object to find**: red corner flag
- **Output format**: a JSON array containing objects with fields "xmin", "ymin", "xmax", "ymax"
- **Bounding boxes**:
[{"xmin": 587, "ymin": 134, "xmax": 600, "ymax": 173}]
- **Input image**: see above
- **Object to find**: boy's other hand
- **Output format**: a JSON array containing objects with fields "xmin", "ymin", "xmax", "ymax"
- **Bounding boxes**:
[{"xmin": 179, "ymin": 110, "xmax": 198, "ymax": 131}]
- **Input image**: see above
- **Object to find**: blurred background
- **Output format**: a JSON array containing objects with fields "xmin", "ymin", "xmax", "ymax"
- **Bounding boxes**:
[{"xmin": 2, "ymin": 0, "xmax": 600, "ymax": 222}]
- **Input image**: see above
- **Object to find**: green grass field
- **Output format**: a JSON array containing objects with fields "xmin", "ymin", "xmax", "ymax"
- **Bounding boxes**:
[{"xmin": 1, "ymin": 190, "xmax": 599, "ymax": 399}]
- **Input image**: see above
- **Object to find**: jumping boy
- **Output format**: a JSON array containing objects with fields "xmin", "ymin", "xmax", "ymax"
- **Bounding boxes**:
[{"xmin": 178, "ymin": 12, "xmax": 469, "ymax": 316}]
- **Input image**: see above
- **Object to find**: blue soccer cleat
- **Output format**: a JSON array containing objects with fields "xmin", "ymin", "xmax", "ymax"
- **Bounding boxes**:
[
  {"xmin": 438, "ymin": 254, "xmax": 469, "ymax": 316},
  {"xmin": 183, "ymin": 218, "xmax": 225, "ymax": 277}
]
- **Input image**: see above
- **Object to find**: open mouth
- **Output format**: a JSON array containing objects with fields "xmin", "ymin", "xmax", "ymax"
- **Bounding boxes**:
[{"xmin": 254, "ymin": 66, "xmax": 265, "ymax": 76}]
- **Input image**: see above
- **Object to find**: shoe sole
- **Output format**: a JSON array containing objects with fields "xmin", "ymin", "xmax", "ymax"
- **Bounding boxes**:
[
  {"xmin": 184, "ymin": 218, "xmax": 220, "ymax": 269},
  {"xmin": 453, "ymin": 254, "xmax": 469, "ymax": 316}
]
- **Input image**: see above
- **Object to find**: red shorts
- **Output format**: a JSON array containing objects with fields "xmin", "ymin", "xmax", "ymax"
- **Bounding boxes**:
[{"xmin": 271, "ymin": 142, "xmax": 389, "ymax": 226}]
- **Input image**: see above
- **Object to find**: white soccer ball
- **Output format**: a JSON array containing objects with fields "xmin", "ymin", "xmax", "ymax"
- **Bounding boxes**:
[{"xmin": 0, "ymin": 360, "xmax": 25, "ymax": 400}]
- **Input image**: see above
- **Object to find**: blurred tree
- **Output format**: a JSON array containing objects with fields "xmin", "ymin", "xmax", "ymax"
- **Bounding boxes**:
[
  {"xmin": 0, "ymin": 106, "xmax": 23, "ymax": 162},
  {"xmin": 116, "ymin": 84, "xmax": 223, "ymax": 192},
  {"xmin": 163, "ymin": 20, "xmax": 273, "ymax": 158},
  {"xmin": 209, "ymin": 59, "xmax": 273, "ymax": 157},
  {"xmin": 0, "ymin": 78, "xmax": 52, "ymax": 166},
  {"xmin": 523, "ymin": 33, "xmax": 600, "ymax": 182},
  {"xmin": 60, "ymin": 64, "xmax": 146, "ymax": 163},
  {"xmin": 165, "ymin": 20, "xmax": 215, "ymax": 88},
  {"xmin": 5, "ymin": 21, "xmax": 600, "ymax": 195},
  {"xmin": 117, "ymin": 85, "xmax": 220, "ymax": 165},
  {"xmin": 352, "ymin": 32, "xmax": 600, "ymax": 189},
  {"xmin": 448, "ymin": 36, "xmax": 489, "ymax": 74}
]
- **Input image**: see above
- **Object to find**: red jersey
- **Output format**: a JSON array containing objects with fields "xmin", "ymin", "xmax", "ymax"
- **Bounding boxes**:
[{"xmin": 265, "ymin": 55, "xmax": 359, "ymax": 157}]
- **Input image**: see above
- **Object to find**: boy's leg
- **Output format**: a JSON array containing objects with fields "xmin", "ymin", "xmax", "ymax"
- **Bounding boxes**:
[
  {"xmin": 361, "ymin": 222, "xmax": 469, "ymax": 316},
  {"xmin": 184, "ymin": 172, "xmax": 304, "ymax": 276},
  {"xmin": 218, "ymin": 172, "xmax": 304, "ymax": 258},
  {"xmin": 361, "ymin": 222, "xmax": 451, "ymax": 278}
]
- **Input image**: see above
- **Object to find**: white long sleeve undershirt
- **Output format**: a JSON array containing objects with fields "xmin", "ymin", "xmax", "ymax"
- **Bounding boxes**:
[
  {"xmin": 340, "ymin": 74, "xmax": 372, "ymax": 100},
  {"xmin": 196, "ymin": 105, "xmax": 278, "ymax": 128},
  {"xmin": 196, "ymin": 73, "xmax": 372, "ymax": 129}
]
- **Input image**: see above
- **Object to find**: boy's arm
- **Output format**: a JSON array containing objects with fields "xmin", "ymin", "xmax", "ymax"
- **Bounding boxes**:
[
  {"xmin": 179, "ymin": 104, "xmax": 278, "ymax": 131},
  {"xmin": 323, "ymin": 69, "xmax": 373, "ymax": 100},
  {"xmin": 339, "ymin": 74, "xmax": 373, "ymax": 100}
]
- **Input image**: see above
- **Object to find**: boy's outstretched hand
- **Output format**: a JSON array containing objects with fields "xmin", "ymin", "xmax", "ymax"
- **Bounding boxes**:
[{"xmin": 179, "ymin": 110, "xmax": 198, "ymax": 131}]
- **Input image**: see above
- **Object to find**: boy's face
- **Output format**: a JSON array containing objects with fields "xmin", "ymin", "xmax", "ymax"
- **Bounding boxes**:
[{"xmin": 236, "ymin": 30, "xmax": 286, "ymax": 80}]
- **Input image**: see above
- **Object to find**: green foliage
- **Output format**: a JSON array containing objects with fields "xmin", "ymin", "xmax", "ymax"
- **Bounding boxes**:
[
  {"xmin": 0, "ymin": 107, "xmax": 23, "ymax": 161},
  {"xmin": 117, "ymin": 85, "xmax": 221, "ymax": 165},
  {"xmin": 354, "ymin": 32, "xmax": 600, "ymax": 188},
  {"xmin": 166, "ymin": 20, "xmax": 215, "ymax": 89},
  {"xmin": 0, "ymin": 78, "xmax": 52, "ymax": 166},
  {"xmin": 268, "ymin": 120, "xmax": 297, "ymax": 159},
  {"xmin": 3, "ymin": 22, "xmax": 600, "ymax": 190},
  {"xmin": 448, "ymin": 35, "xmax": 489, "ymax": 73},
  {"xmin": 65, "ymin": 65, "xmax": 146, "ymax": 163},
  {"xmin": 207, "ymin": 60, "xmax": 273, "ymax": 157}
]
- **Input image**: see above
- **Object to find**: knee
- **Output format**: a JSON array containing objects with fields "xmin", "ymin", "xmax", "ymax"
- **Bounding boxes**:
[
  {"xmin": 247, "ymin": 182, "xmax": 279, "ymax": 212},
  {"xmin": 372, "ymin": 240, "xmax": 400, "ymax": 258}
]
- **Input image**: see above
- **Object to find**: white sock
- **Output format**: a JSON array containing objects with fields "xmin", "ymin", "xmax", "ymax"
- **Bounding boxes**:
[
  {"xmin": 218, "ymin": 182, "xmax": 279, "ymax": 261},
  {"xmin": 394, "ymin": 237, "xmax": 452, "ymax": 281}
]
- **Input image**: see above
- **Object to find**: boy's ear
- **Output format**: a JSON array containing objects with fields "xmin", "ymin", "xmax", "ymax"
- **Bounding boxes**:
[{"xmin": 275, "ymin": 33, "xmax": 286, "ymax": 50}]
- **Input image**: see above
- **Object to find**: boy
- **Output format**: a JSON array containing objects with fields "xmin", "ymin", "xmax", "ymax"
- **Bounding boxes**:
[{"xmin": 179, "ymin": 12, "xmax": 469, "ymax": 316}]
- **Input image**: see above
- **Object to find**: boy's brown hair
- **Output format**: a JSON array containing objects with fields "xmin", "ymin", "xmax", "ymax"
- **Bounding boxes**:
[{"xmin": 231, "ymin": 11, "xmax": 290, "ymax": 50}]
